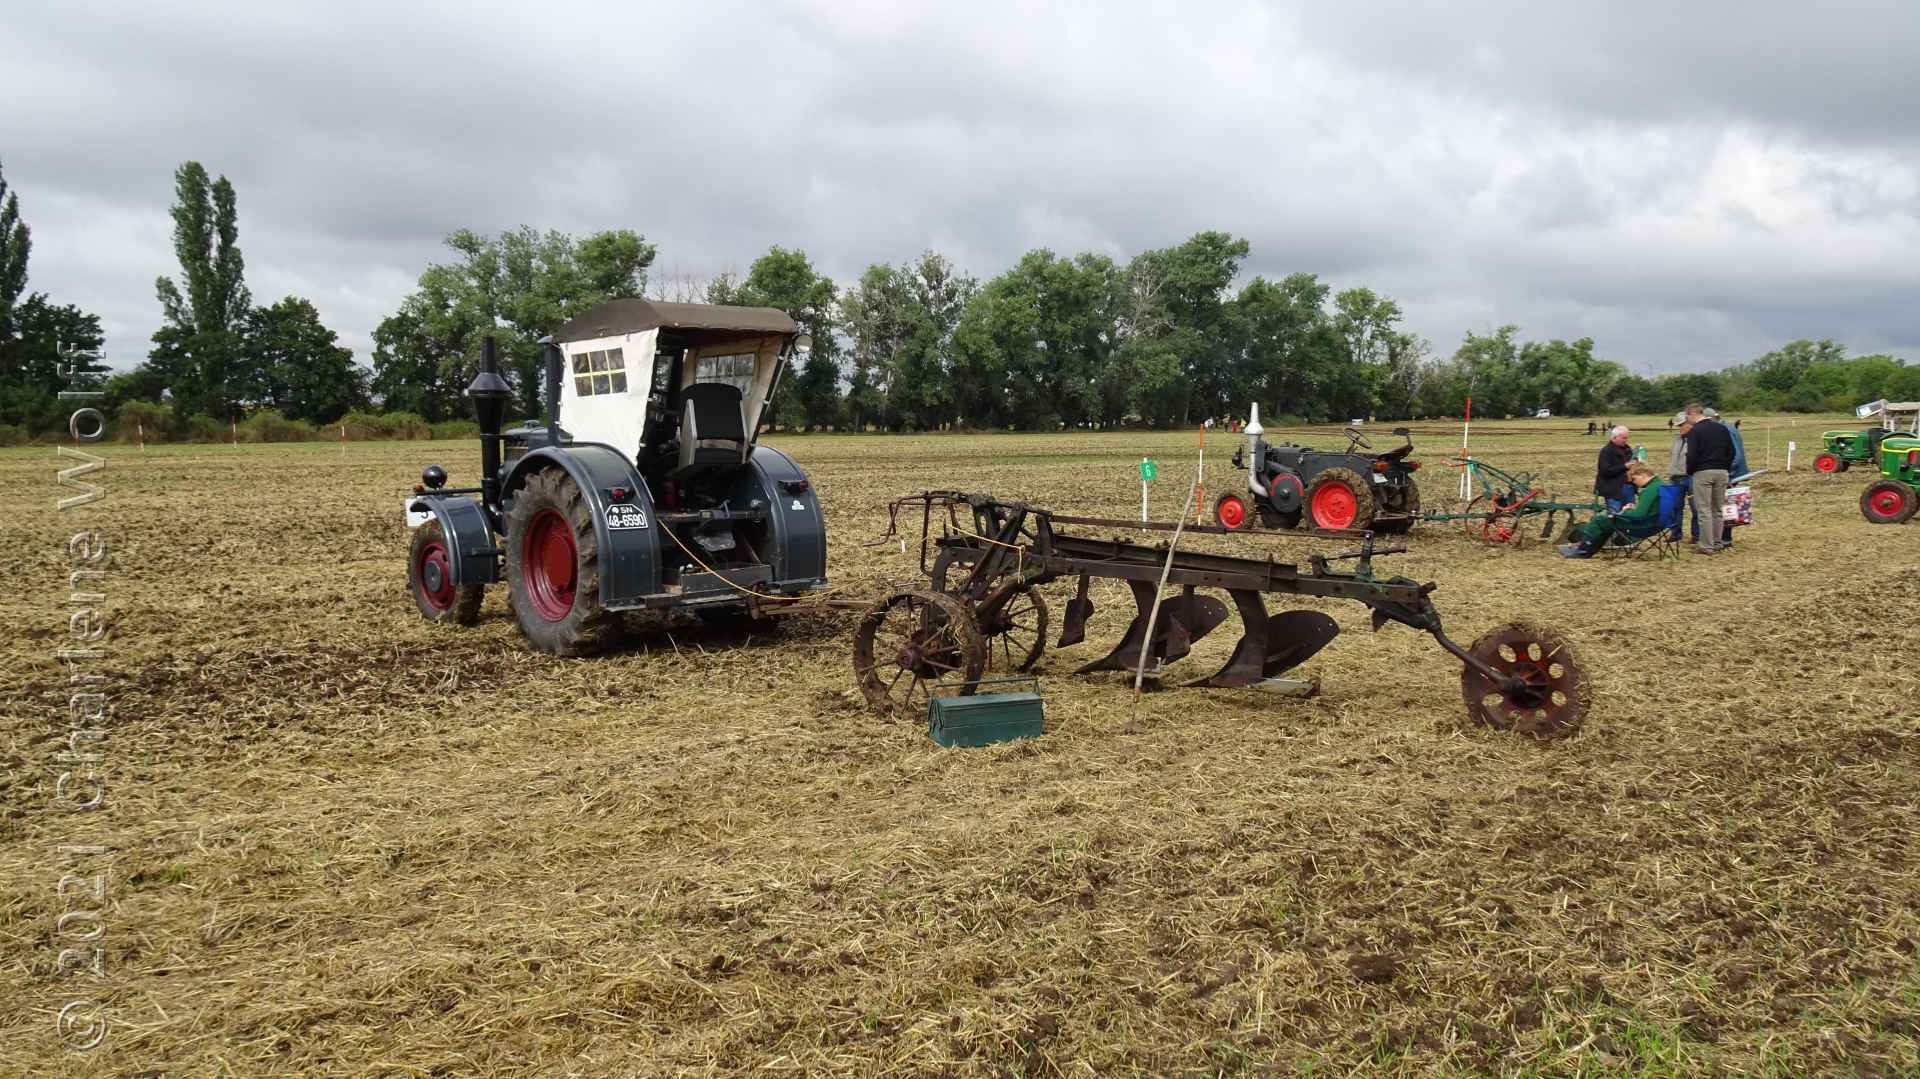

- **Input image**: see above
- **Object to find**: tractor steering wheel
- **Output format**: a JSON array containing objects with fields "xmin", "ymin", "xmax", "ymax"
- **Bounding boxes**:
[{"xmin": 1346, "ymin": 428, "xmax": 1373, "ymax": 452}]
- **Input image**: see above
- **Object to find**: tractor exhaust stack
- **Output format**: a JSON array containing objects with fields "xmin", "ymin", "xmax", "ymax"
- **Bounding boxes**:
[
  {"xmin": 542, "ymin": 335, "xmax": 564, "ymax": 438},
  {"xmin": 466, "ymin": 335, "xmax": 512, "ymax": 509}
]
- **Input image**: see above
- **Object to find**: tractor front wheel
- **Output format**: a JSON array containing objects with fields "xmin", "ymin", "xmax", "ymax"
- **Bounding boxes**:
[
  {"xmin": 1214, "ymin": 491, "xmax": 1253, "ymax": 531},
  {"xmin": 1861, "ymin": 480, "xmax": 1917, "ymax": 525},
  {"xmin": 1813, "ymin": 452, "xmax": 1841, "ymax": 474},
  {"xmin": 1305, "ymin": 468, "xmax": 1374, "ymax": 531},
  {"xmin": 505, "ymin": 469, "xmax": 615, "ymax": 655},
  {"xmin": 408, "ymin": 521, "xmax": 484, "ymax": 625}
]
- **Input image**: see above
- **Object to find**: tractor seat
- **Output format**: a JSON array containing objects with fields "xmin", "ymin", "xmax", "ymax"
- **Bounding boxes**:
[{"xmin": 666, "ymin": 382, "xmax": 750, "ymax": 485}]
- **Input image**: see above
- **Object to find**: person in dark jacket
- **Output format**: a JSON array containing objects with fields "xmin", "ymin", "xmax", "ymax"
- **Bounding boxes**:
[
  {"xmin": 1594, "ymin": 425, "xmax": 1636, "ymax": 510},
  {"xmin": 1683, "ymin": 403, "xmax": 1736, "ymax": 553},
  {"xmin": 1561, "ymin": 461, "xmax": 1662, "ymax": 557}
]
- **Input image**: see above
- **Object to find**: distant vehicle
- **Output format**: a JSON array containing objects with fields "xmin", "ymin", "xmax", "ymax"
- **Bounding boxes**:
[{"xmin": 1534, "ymin": 409, "xmax": 1552, "ymax": 418}]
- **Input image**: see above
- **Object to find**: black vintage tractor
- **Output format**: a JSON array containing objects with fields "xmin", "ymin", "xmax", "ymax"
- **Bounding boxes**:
[
  {"xmin": 1214, "ymin": 406, "xmax": 1422, "ymax": 533},
  {"xmin": 403, "ymin": 299, "xmax": 828, "ymax": 653}
]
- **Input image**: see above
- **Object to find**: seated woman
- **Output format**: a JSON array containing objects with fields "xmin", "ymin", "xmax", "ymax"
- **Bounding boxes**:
[{"xmin": 1559, "ymin": 462, "xmax": 1662, "ymax": 558}]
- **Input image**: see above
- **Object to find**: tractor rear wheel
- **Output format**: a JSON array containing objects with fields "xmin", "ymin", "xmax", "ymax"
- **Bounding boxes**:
[
  {"xmin": 1861, "ymin": 480, "xmax": 1917, "ymax": 525},
  {"xmin": 408, "ymin": 520, "xmax": 484, "ymax": 625},
  {"xmin": 1214, "ymin": 491, "xmax": 1253, "ymax": 530},
  {"xmin": 1305, "ymin": 468, "xmax": 1374, "ymax": 531},
  {"xmin": 1813, "ymin": 452, "xmax": 1841, "ymax": 474},
  {"xmin": 505, "ymin": 469, "xmax": 615, "ymax": 655},
  {"xmin": 852, "ymin": 589, "xmax": 986, "ymax": 716}
]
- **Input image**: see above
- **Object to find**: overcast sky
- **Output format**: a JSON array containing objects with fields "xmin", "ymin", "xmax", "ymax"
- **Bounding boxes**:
[{"xmin": 5, "ymin": 1, "xmax": 1918, "ymax": 377}]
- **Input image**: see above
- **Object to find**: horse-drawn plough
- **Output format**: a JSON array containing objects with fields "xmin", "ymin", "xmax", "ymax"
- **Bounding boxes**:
[
  {"xmin": 850, "ymin": 491, "xmax": 1592, "ymax": 738},
  {"xmin": 1420, "ymin": 454, "xmax": 1606, "ymax": 547}
]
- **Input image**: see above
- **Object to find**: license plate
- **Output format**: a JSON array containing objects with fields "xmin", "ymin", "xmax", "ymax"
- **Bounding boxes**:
[
  {"xmin": 1370, "ymin": 473, "xmax": 1387, "ymax": 484},
  {"xmin": 404, "ymin": 500, "xmax": 433, "ymax": 528},
  {"xmin": 606, "ymin": 503, "xmax": 649, "ymax": 530}
]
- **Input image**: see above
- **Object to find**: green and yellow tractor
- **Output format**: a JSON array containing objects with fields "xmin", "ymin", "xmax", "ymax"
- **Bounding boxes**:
[
  {"xmin": 1814, "ymin": 400, "xmax": 1919, "ymax": 475},
  {"xmin": 1860, "ymin": 433, "xmax": 1920, "ymax": 524}
]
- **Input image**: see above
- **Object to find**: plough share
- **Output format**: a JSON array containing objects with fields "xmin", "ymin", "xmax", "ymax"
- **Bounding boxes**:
[{"xmin": 852, "ymin": 492, "xmax": 1591, "ymax": 737}]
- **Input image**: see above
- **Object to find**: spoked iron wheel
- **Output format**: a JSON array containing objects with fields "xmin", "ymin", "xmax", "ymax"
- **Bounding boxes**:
[
  {"xmin": 408, "ymin": 520, "xmax": 483, "ymax": 624},
  {"xmin": 1463, "ymin": 495, "xmax": 1528, "ymax": 547},
  {"xmin": 853, "ymin": 589, "xmax": 987, "ymax": 716},
  {"xmin": 978, "ymin": 579, "xmax": 1050, "ymax": 672},
  {"xmin": 1460, "ymin": 622, "xmax": 1591, "ymax": 738}
]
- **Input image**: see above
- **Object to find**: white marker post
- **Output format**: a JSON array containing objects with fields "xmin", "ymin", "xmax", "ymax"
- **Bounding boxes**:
[
  {"xmin": 136, "ymin": 421, "xmax": 145, "ymax": 451},
  {"xmin": 1786, "ymin": 441, "xmax": 1796, "ymax": 472},
  {"xmin": 1195, "ymin": 425, "xmax": 1207, "ymax": 525},
  {"xmin": 1138, "ymin": 457, "xmax": 1157, "ymax": 521},
  {"xmin": 1458, "ymin": 394, "xmax": 1474, "ymax": 502}
]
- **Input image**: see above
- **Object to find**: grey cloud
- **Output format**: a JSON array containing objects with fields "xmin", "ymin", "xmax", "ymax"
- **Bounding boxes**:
[{"xmin": 2, "ymin": 0, "xmax": 1917, "ymax": 379}]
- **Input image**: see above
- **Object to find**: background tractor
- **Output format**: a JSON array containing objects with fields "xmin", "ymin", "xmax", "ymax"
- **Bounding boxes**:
[
  {"xmin": 1860, "ymin": 433, "xmax": 1920, "ymax": 524},
  {"xmin": 1813, "ymin": 399, "xmax": 1920, "ymax": 474},
  {"xmin": 1214, "ymin": 405, "xmax": 1421, "ymax": 533},
  {"xmin": 403, "ymin": 299, "xmax": 828, "ymax": 653}
]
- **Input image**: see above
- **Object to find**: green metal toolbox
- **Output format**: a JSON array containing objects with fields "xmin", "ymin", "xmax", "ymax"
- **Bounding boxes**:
[{"xmin": 927, "ymin": 677, "xmax": 1045, "ymax": 748}]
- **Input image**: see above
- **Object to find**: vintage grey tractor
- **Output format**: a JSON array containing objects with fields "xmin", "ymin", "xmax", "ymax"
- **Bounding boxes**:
[
  {"xmin": 1214, "ymin": 404, "xmax": 1423, "ymax": 533},
  {"xmin": 403, "ymin": 299, "xmax": 827, "ymax": 653}
]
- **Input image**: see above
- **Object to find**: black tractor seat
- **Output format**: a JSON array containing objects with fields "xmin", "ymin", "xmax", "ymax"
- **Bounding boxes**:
[{"xmin": 665, "ymin": 382, "xmax": 751, "ymax": 487}]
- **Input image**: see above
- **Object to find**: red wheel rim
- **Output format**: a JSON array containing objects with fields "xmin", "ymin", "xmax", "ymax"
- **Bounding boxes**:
[
  {"xmin": 523, "ymin": 509, "xmax": 577, "ymax": 621},
  {"xmin": 1815, "ymin": 454, "xmax": 1838, "ymax": 473},
  {"xmin": 415, "ymin": 539, "xmax": 455, "ymax": 612},
  {"xmin": 1218, "ymin": 495, "xmax": 1246, "ymax": 528},
  {"xmin": 1311, "ymin": 483, "xmax": 1357, "ymax": 528},
  {"xmin": 1869, "ymin": 488, "xmax": 1905, "ymax": 518}
]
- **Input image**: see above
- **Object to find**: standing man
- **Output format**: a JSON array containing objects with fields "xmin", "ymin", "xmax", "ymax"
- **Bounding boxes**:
[
  {"xmin": 1683, "ymin": 403, "xmax": 1735, "ymax": 554},
  {"xmin": 1594, "ymin": 425, "xmax": 1636, "ymax": 511}
]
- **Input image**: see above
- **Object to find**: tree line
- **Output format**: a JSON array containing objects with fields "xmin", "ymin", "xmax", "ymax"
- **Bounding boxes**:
[{"xmin": 3, "ymin": 157, "xmax": 1915, "ymax": 445}]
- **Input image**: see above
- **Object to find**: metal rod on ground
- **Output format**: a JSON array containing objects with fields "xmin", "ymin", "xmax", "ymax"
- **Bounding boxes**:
[{"xmin": 1132, "ymin": 474, "xmax": 1199, "ymax": 712}]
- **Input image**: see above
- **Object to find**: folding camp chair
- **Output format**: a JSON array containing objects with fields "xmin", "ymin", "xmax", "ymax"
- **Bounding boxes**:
[
  {"xmin": 1594, "ymin": 483, "xmax": 1686, "ymax": 560},
  {"xmin": 1597, "ymin": 521, "xmax": 1680, "ymax": 560}
]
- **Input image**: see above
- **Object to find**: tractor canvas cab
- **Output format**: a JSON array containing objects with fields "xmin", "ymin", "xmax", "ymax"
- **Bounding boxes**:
[
  {"xmin": 1814, "ymin": 400, "xmax": 1920, "ymax": 474},
  {"xmin": 404, "ymin": 299, "xmax": 828, "ymax": 654}
]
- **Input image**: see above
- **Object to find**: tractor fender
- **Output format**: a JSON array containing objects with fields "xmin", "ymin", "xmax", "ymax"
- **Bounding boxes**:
[
  {"xmin": 735, "ymin": 445, "xmax": 828, "ymax": 585},
  {"xmin": 502, "ymin": 443, "xmax": 662, "ymax": 604},
  {"xmin": 406, "ymin": 493, "xmax": 500, "ymax": 587},
  {"xmin": 1264, "ymin": 469, "xmax": 1304, "ymax": 513}
]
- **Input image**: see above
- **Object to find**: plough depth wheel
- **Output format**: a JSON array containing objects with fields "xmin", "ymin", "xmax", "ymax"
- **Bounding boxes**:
[
  {"xmin": 1460, "ymin": 621, "xmax": 1590, "ymax": 738},
  {"xmin": 978, "ymin": 579, "xmax": 1049, "ymax": 672},
  {"xmin": 1463, "ymin": 495, "xmax": 1528, "ymax": 547},
  {"xmin": 852, "ymin": 589, "xmax": 987, "ymax": 716}
]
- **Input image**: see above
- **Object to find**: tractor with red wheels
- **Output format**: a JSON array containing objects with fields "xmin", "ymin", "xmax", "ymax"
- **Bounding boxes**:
[
  {"xmin": 1860, "ymin": 434, "xmax": 1920, "ymax": 524},
  {"xmin": 403, "ymin": 299, "xmax": 828, "ymax": 653},
  {"xmin": 1813, "ymin": 400, "xmax": 1920, "ymax": 475},
  {"xmin": 1214, "ymin": 404, "xmax": 1422, "ymax": 533}
]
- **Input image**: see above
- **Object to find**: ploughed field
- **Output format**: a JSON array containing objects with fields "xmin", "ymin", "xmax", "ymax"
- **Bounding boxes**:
[{"xmin": 2, "ymin": 413, "xmax": 1917, "ymax": 1076}]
